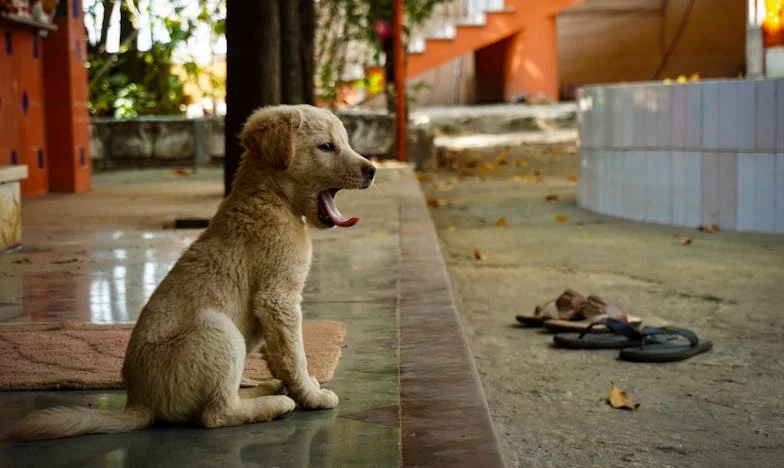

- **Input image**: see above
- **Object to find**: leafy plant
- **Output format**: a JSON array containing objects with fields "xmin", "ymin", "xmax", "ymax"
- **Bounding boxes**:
[{"xmin": 315, "ymin": 0, "xmax": 450, "ymax": 109}]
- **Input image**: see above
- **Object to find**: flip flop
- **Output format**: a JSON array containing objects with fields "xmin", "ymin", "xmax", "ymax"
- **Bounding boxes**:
[
  {"xmin": 543, "ymin": 297, "xmax": 641, "ymax": 334},
  {"xmin": 515, "ymin": 289, "xmax": 585, "ymax": 327},
  {"xmin": 619, "ymin": 326, "xmax": 713, "ymax": 363},
  {"xmin": 553, "ymin": 317, "xmax": 648, "ymax": 349}
]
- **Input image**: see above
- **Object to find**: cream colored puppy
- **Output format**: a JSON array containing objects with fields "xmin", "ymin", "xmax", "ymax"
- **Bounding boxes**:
[{"xmin": 8, "ymin": 104, "xmax": 376, "ymax": 441}]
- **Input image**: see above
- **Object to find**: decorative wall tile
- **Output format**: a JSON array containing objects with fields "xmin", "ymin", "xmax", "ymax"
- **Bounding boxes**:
[
  {"xmin": 702, "ymin": 83, "xmax": 720, "ymax": 151},
  {"xmin": 718, "ymin": 81, "xmax": 739, "ymax": 150},
  {"xmin": 736, "ymin": 80, "xmax": 756, "ymax": 151},
  {"xmin": 755, "ymin": 153, "xmax": 776, "ymax": 232},
  {"xmin": 656, "ymin": 86, "xmax": 672, "ymax": 150},
  {"xmin": 776, "ymin": 80, "xmax": 784, "ymax": 151},
  {"xmin": 757, "ymin": 79, "xmax": 776, "ymax": 151},
  {"xmin": 776, "ymin": 153, "xmax": 784, "ymax": 233},
  {"xmin": 717, "ymin": 152, "xmax": 738, "ymax": 230},
  {"xmin": 701, "ymin": 151, "xmax": 720, "ymax": 226},
  {"xmin": 684, "ymin": 83, "xmax": 702, "ymax": 149},
  {"xmin": 671, "ymin": 85, "xmax": 687, "ymax": 149},
  {"xmin": 737, "ymin": 153, "xmax": 756, "ymax": 231}
]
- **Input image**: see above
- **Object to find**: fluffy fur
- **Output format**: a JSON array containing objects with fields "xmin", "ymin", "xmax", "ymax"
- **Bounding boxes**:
[{"xmin": 7, "ymin": 105, "xmax": 376, "ymax": 441}]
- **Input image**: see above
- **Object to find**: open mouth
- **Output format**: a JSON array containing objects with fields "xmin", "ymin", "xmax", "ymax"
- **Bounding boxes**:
[{"xmin": 317, "ymin": 189, "xmax": 359, "ymax": 228}]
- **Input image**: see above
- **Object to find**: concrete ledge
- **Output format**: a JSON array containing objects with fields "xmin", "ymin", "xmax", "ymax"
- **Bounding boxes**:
[
  {"xmin": 0, "ymin": 165, "xmax": 28, "ymax": 251},
  {"xmin": 397, "ymin": 167, "xmax": 505, "ymax": 467}
]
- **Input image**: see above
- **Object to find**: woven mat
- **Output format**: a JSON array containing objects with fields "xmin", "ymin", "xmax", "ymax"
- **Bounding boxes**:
[{"xmin": 0, "ymin": 320, "xmax": 346, "ymax": 391}]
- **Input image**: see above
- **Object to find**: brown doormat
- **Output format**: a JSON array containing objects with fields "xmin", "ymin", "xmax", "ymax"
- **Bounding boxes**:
[{"xmin": 0, "ymin": 320, "xmax": 347, "ymax": 391}]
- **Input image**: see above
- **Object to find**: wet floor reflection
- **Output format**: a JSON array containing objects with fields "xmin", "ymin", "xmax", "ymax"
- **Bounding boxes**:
[{"xmin": 0, "ymin": 230, "xmax": 195, "ymax": 324}]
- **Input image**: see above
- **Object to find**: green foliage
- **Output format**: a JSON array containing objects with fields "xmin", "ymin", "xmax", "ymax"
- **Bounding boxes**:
[{"xmin": 85, "ymin": 0, "xmax": 225, "ymax": 118}]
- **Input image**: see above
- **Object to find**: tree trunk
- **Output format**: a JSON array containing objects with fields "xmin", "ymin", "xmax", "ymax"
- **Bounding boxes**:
[
  {"xmin": 224, "ymin": 0, "xmax": 281, "ymax": 196},
  {"xmin": 118, "ymin": 0, "xmax": 142, "ymax": 83},
  {"xmin": 98, "ymin": 0, "xmax": 115, "ymax": 52},
  {"xmin": 299, "ymin": 0, "xmax": 316, "ymax": 105},
  {"xmin": 279, "ymin": 0, "xmax": 304, "ymax": 104}
]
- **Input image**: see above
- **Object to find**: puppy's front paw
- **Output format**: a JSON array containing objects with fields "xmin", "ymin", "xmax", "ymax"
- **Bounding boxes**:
[{"xmin": 299, "ymin": 388, "xmax": 339, "ymax": 410}]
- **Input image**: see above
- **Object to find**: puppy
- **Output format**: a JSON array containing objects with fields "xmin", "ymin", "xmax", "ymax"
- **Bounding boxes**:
[{"xmin": 8, "ymin": 104, "xmax": 376, "ymax": 441}]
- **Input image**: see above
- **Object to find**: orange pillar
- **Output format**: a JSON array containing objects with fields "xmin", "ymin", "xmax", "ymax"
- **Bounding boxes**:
[
  {"xmin": 0, "ymin": 24, "xmax": 49, "ymax": 195},
  {"xmin": 43, "ymin": 0, "xmax": 91, "ymax": 193},
  {"xmin": 503, "ymin": 15, "xmax": 559, "ymax": 102}
]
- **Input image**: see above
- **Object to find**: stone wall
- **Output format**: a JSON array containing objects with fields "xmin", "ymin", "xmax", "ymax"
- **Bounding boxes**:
[{"xmin": 89, "ymin": 111, "xmax": 426, "ymax": 170}]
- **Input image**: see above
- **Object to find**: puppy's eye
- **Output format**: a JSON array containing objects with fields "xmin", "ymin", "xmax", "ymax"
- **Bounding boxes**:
[{"xmin": 318, "ymin": 143, "xmax": 336, "ymax": 153}]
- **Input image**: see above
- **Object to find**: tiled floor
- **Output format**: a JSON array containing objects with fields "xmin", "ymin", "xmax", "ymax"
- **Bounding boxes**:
[{"xmin": 0, "ymin": 167, "xmax": 505, "ymax": 467}]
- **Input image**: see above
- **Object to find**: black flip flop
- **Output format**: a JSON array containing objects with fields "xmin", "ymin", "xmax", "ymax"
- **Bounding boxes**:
[
  {"xmin": 552, "ymin": 318, "xmax": 646, "ymax": 349},
  {"xmin": 619, "ymin": 326, "xmax": 712, "ymax": 363}
]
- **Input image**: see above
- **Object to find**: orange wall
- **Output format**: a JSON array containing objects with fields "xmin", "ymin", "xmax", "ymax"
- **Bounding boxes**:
[{"xmin": 557, "ymin": 0, "xmax": 746, "ymax": 95}]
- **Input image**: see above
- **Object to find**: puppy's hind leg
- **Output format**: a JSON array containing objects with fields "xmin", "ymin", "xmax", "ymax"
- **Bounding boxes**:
[
  {"xmin": 201, "ymin": 393, "xmax": 295, "ymax": 429},
  {"xmin": 197, "ymin": 314, "xmax": 295, "ymax": 429}
]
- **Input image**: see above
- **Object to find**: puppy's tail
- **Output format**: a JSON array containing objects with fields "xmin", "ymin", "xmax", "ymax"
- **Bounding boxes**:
[{"xmin": 5, "ymin": 405, "xmax": 153, "ymax": 442}]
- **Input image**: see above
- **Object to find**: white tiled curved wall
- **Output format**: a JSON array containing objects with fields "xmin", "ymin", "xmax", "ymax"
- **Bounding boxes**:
[{"xmin": 577, "ymin": 79, "xmax": 784, "ymax": 234}]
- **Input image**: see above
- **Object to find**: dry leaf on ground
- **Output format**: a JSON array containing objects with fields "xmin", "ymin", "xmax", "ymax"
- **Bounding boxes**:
[
  {"xmin": 554, "ymin": 215, "xmax": 568, "ymax": 222},
  {"xmin": 447, "ymin": 225, "xmax": 456, "ymax": 232},
  {"xmin": 495, "ymin": 217, "xmax": 507, "ymax": 227},
  {"xmin": 698, "ymin": 224, "xmax": 719, "ymax": 233},
  {"xmin": 473, "ymin": 248, "xmax": 487, "ymax": 261},
  {"xmin": 427, "ymin": 199, "xmax": 446, "ymax": 208},
  {"xmin": 173, "ymin": 168, "xmax": 193, "ymax": 176},
  {"xmin": 415, "ymin": 172, "xmax": 431, "ymax": 182},
  {"xmin": 567, "ymin": 175, "xmax": 579, "ymax": 182},
  {"xmin": 675, "ymin": 234, "xmax": 692, "ymax": 245},
  {"xmin": 607, "ymin": 381, "xmax": 640, "ymax": 410},
  {"xmin": 545, "ymin": 194, "xmax": 559, "ymax": 202}
]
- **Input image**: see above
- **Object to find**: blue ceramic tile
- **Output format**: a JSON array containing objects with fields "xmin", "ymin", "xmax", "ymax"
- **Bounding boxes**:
[{"xmin": 21, "ymin": 91, "xmax": 29, "ymax": 115}]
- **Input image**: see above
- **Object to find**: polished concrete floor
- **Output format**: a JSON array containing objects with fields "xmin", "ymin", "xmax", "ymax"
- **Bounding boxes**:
[{"xmin": 0, "ymin": 169, "xmax": 404, "ymax": 467}]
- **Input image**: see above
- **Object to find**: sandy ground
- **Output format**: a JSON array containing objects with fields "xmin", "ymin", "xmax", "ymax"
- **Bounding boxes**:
[{"xmin": 419, "ymin": 145, "xmax": 784, "ymax": 468}]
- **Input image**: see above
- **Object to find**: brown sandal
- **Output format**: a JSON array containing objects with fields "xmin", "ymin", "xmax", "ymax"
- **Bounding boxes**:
[
  {"xmin": 515, "ymin": 289, "xmax": 586, "ymax": 327},
  {"xmin": 542, "ymin": 295, "xmax": 642, "ymax": 333}
]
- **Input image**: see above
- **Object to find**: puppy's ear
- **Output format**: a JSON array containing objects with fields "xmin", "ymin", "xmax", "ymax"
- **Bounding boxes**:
[{"xmin": 240, "ymin": 106, "xmax": 302, "ymax": 170}]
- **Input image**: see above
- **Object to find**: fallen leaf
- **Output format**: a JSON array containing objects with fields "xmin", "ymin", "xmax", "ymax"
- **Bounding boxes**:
[
  {"xmin": 465, "ymin": 160, "xmax": 479, "ymax": 169},
  {"xmin": 427, "ymin": 199, "xmax": 446, "ymax": 208},
  {"xmin": 495, "ymin": 216, "xmax": 507, "ymax": 227},
  {"xmin": 459, "ymin": 168, "xmax": 477, "ymax": 177},
  {"xmin": 415, "ymin": 172, "xmax": 431, "ymax": 182},
  {"xmin": 607, "ymin": 381, "xmax": 640, "ymax": 411},
  {"xmin": 473, "ymin": 248, "xmax": 487, "ymax": 261},
  {"xmin": 510, "ymin": 175, "xmax": 525, "ymax": 182},
  {"xmin": 698, "ymin": 224, "xmax": 719, "ymax": 233},
  {"xmin": 674, "ymin": 234, "xmax": 692, "ymax": 245},
  {"xmin": 522, "ymin": 174, "xmax": 543, "ymax": 183},
  {"xmin": 447, "ymin": 225, "xmax": 457, "ymax": 232},
  {"xmin": 512, "ymin": 160, "xmax": 529, "ymax": 168},
  {"xmin": 554, "ymin": 215, "xmax": 568, "ymax": 223},
  {"xmin": 545, "ymin": 194, "xmax": 559, "ymax": 202},
  {"xmin": 173, "ymin": 168, "xmax": 193, "ymax": 176},
  {"xmin": 447, "ymin": 176, "xmax": 459, "ymax": 184},
  {"xmin": 567, "ymin": 175, "xmax": 579, "ymax": 182}
]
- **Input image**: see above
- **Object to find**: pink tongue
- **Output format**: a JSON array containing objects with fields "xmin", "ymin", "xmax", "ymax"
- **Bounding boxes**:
[{"xmin": 320, "ymin": 191, "xmax": 359, "ymax": 227}]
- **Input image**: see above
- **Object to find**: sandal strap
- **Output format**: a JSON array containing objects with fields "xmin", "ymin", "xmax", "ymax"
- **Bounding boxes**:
[
  {"xmin": 578, "ymin": 317, "xmax": 642, "ymax": 340},
  {"xmin": 639, "ymin": 326, "xmax": 699, "ymax": 349}
]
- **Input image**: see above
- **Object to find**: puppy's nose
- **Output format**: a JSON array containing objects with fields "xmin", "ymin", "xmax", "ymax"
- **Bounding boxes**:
[{"xmin": 362, "ymin": 164, "xmax": 376, "ymax": 181}]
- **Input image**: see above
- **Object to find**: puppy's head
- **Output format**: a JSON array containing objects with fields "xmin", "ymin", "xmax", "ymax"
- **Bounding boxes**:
[{"xmin": 239, "ymin": 105, "xmax": 376, "ymax": 229}]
